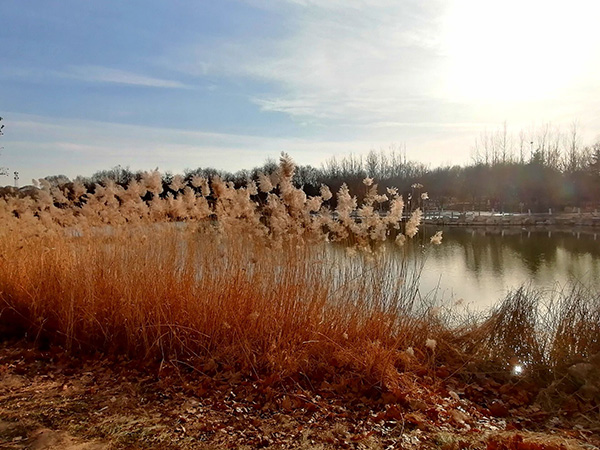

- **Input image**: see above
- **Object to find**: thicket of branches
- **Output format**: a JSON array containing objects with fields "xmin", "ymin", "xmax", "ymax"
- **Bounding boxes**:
[{"xmin": 310, "ymin": 124, "xmax": 600, "ymax": 213}]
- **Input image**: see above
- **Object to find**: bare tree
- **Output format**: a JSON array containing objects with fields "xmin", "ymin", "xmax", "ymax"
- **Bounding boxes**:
[
  {"xmin": 498, "ymin": 121, "xmax": 513, "ymax": 164},
  {"xmin": 473, "ymin": 129, "xmax": 494, "ymax": 166},
  {"xmin": 365, "ymin": 150, "xmax": 379, "ymax": 178},
  {"xmin": 518, "ymin": 130, "xmax": 528, "ymax": 164},
  {"xmin": 563, "ymin": 121, "xmax": 582, "ymax": 173},
  {"xmin": 546, "ymin": 125, "xmax": 562, "ymax": 170}
]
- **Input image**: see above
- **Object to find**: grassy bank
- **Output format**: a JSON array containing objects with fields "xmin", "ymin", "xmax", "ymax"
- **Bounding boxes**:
[{"xmin": 1, "ymin": 155, "xmax": 599, "ymax": 421}]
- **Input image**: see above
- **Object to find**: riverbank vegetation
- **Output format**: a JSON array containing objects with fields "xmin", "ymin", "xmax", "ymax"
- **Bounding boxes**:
[
  {"xmin": 1, "ymin": 154, "xmax": 598, "ymax": 379},
  {"xmin": 1, "ymin": 154, "xmax": 599, "ymax": 448}
]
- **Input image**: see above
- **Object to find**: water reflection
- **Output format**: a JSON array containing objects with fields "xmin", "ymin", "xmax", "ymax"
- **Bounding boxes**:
[{"xmin": 414, "ymin": 227, "xmax": 600, "ymax": 310}]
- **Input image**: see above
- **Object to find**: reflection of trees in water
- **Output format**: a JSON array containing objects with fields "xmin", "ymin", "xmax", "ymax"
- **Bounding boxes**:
[{"xmin": 420, "ymin": 227, "xmax": 599, "ymax": 279}]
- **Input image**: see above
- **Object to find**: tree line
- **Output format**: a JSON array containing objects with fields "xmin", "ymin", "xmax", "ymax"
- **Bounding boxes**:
[{"xmin": 6, "ymin": 123, "xmax": 600, "ymax": 214}]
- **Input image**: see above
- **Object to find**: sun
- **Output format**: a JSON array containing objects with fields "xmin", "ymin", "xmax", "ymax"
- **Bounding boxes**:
[{"xmin": 440, "ymin": 0, "xmax": 600, "ymax": 103}]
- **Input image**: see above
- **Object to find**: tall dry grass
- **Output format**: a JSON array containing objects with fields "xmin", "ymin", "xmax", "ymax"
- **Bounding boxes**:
[
  {"xmin": 464, "ymin": 284, "xmax": 600, "ymax": 378},
  {"xmin": 0, "ymin": 153, "xmax": 598, "ymax": 392},
  {"xmin": 0, "ymin": 154, "xmax": 446, "ymax": 390},
  {"xmin": 0, "ymin": 224, "xmax": 451, "ymax": 389}
]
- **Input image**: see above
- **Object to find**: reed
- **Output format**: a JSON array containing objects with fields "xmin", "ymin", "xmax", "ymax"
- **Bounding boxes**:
[
  {"xmin": 0, "ymin": 224, "xmax": 446, "ymax": 389},
  {"xmin": 0, "ymin": 154, "xmax": 598, "ymax": 393}
]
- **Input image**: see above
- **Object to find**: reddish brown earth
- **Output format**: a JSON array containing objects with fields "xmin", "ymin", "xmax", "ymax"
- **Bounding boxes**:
[{"xmin": 0, "ymin": 340, "xmax": 598, "ymax": 450}]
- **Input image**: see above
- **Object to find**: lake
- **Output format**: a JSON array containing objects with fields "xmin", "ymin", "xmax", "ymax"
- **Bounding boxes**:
[
  {"xmin": 416, "ymin": 227, "xmax": 600, "ymax": 311},
  {"xmin": 78, "ymin": 222, "xmax": 600, "ymax": 312}
]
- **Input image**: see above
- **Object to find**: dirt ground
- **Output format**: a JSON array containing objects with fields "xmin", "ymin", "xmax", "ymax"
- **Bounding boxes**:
[{"xmin": 0, "ymin": 340, "xmax": 598, "ymax": 450}]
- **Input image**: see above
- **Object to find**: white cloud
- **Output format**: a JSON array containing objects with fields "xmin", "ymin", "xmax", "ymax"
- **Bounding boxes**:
[
  {"xmin": 2, "ymin": 113, "xmax": 412, "ymax": 184},
  {"xmin": 168, "ymin": 1, "xmax": 446, "ymax": 123},
  {"xmin": 167, "ymin": 0, "xmax": 600, "ymax": 132},
  {"xmin": 63, "ymin": 65, "xmax": 192, "ymax": 89},
  {"xmin": 4, "ymin": 111, "xmax": 598, "ymax": 187}
]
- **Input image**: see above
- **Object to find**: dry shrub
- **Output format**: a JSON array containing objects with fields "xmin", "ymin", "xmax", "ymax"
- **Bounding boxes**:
[
  {"xmin": 545, "ymin": 284, "xmax": 600, "ymax": 370},
  {"xmin": 460, "ymin": 284, "xmax": 600, "ymax": 379},
  {"xmin": 477, "ymin": 287, "xmax": 547, "ymax": 367}
]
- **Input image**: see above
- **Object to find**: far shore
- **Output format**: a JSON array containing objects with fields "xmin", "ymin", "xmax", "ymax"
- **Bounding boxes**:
[{"xmin": 423, "ymin": 211, "xmax": 600, "ymax": 228}]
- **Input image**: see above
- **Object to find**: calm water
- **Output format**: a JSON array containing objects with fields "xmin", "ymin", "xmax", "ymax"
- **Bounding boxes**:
[{"xmin": 417, "ymin": 227, "xmax": 600, "ymax": 310}]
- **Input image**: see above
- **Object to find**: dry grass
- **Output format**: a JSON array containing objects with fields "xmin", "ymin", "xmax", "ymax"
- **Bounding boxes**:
[
  {"xmin": 0, "ymin": 154, "xmax": 598, "ymax": 396},
  {"xmin": 0, "ymin": 224, "xmax": 446, "ymax": 391},
  {"xmin": 465, "ymin": 284, "xmax": 600, "ymax": 379}
]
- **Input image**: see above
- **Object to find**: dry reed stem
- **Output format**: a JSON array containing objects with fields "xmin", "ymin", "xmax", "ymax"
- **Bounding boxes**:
[{"xmin": 1, "ymin": 154, "xmax": 598, "ymax": 392}]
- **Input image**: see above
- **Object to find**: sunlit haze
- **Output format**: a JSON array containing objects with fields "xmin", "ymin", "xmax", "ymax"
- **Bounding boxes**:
[{"xmin": 1, "ymin": 0, "xmax": 599, "ymax": 184}]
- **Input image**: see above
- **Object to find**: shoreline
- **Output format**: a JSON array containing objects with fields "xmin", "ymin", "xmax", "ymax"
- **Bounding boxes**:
[{"xmin": 423, "ymin": 212, "xmax": 600, "ymax": 228}]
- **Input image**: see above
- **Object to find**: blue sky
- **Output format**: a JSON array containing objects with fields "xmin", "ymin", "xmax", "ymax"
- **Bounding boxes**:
[{"xmin": 1, "ymin": 0, "xmax": 599, "ymax": 185}]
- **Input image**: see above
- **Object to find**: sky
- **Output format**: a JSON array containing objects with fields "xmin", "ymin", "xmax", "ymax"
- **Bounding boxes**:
[{"xmin": 1, "ymin": 0, "xmax": 600, "ymax": 185}]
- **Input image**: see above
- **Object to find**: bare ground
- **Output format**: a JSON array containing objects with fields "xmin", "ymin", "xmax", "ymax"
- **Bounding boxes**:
[{"xmin": 0, "ymin": 340, "xmax": 598, "ymax": 450}]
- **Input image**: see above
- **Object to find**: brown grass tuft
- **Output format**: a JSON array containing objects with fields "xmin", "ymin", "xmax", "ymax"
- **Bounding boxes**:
[{"xmin": 1, "ymin": 155, "xmax": 599, "ymax": 400}]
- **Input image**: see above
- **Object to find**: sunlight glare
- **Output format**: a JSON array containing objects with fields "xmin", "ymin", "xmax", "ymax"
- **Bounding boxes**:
[{"xmin": 441, "ymin": 0, "xmax": 600, "ymax": 102}]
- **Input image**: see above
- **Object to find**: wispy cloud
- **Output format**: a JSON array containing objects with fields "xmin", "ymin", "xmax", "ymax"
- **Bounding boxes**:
[
  {"xmin": 4, "ymin": 113, "xmax": 397, "ymax": 183},
  {"xmin": 166, "ymin": 0, "xmax": 600, "ymax": 131},
  {"xmin": 6, "ymin": 111, "xmax": 598, "ymax": 187},
  {"xmin": 356, "ymin": 121, "xmax": 497, "ymax": 129},
  {"xmin": 170, "ymin": 1, "xmax": 447, "ymax": 123},
  {"xmin": 63, "ymin": 65, "xmax": 192, "ymax": 89}
]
